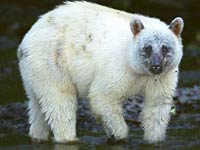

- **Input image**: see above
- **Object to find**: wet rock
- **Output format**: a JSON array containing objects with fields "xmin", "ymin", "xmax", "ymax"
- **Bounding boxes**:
[
  {"xmin": 0, "ymin": 103, "xmax": 28, "ymax": 135},
  {"xmin": 175, "ymin": 86, "xmax": 200, "ymax": 104}
]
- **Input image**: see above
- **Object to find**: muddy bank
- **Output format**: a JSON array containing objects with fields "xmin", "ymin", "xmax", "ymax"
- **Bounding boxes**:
[{"xmin": 0, "ymin": 86, "xmax": 199, "ymax": 136}]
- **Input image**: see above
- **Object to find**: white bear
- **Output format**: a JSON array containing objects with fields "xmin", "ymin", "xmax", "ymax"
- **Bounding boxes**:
[{"xmin": 17, "ymin": 1, "xmax": 184, "ymax": 144}]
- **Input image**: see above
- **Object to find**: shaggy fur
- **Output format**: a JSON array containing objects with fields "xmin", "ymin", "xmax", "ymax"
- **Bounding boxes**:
[{"xmin": 18, "ymin": 1, "xmax": 184, "ymax": 143}]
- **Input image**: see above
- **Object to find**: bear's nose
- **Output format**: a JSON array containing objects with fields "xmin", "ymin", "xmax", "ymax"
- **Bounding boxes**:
[
  {"xmin": 149, "ymin": 53, "xmax": 162, "ymax": 74},
  {"xmin": 150, "ymin": 65, "xmax": 162, "ymax": 74}
]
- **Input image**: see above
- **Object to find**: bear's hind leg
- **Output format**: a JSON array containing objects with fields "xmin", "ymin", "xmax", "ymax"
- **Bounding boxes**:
[
  {"xmin": 28, "ymin": 92, "xmax": 50, "ymax": 142},
  {"xmin": 37, "ymin": 81, "xmax": 78, "ymax": 144}
]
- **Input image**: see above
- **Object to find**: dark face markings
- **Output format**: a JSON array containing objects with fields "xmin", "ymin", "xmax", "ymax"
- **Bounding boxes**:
[
  {"xmin": 161, "ymin": 45, "xmax": 171, "ymax": 57},
  {"xmin": 143, "ymin": 45, "xmax": 152, "ymax": 57},
  {"xmin": 139, "ymin": 43, "xmax": 175, "ymax": 74}
]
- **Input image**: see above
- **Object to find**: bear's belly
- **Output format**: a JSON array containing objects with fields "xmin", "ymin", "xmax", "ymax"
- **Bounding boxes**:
[{"xmin": 67, "ymin": 58, "xmax": 95, "ymax": 99}]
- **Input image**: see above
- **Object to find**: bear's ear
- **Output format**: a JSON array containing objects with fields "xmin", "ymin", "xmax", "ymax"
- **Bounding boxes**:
[
  {"xmin": 169, "ymin": 17, "xmax": 184, "ymax": 36},
  {"xmin": 130, "ymin": 17, "xmax": 144, "ymax": 36}
]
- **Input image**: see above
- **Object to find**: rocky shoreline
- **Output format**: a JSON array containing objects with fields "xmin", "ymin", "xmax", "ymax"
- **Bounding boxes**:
[{"xmin": 0, "ymin": 86, "xmax": 200, "ymax": 136}]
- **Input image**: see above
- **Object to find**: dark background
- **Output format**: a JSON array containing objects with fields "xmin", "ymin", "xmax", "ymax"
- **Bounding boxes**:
[{"xmin": 0, "ymin": 0, "xmax": 200, "ymax": 104}]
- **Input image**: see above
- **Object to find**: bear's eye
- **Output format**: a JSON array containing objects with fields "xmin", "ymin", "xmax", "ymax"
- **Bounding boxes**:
[
  {"xmin": 162, "ymin": 46, "xmax": 170, "ymax": 56},
  {"xmin": 143, "ymin": 46, "xmax": 152, "ymax": 57}
]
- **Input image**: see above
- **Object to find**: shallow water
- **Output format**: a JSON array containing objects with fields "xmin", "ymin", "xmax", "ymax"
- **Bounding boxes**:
[{"xmin": 0, "ymin": 112, "xmax": 200, "ymax": 150}]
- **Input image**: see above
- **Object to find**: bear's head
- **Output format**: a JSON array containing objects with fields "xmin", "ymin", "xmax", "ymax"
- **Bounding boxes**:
[{"xmin": 128, "ymin": 16, "xmax": 184, "ymax": 75}]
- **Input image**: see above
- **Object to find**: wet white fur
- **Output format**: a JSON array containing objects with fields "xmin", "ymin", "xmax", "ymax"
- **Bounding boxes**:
[{"xmin": 18, "ymin": 1, "xmax": 183, "ymax": 143}]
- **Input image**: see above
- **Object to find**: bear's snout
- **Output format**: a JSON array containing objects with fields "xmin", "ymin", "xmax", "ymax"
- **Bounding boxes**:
[{"xmin": 150, "ymin": 53, "xmax": 162, "ymax": 74}]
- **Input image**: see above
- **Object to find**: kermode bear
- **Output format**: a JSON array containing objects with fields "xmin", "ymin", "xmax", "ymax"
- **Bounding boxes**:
[{"xmin": 18, "ymin": 1, "xmax": 184, "ymax": 144}]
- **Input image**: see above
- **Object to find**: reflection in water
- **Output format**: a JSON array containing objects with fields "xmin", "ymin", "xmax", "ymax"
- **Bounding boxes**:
[
  {"xmin": 53, "ymin": 144, "xmax": 80, "ymax": 150},
  {"xmin": 53, "ymin": 144, "xmax": 132, "ymax": 150}
]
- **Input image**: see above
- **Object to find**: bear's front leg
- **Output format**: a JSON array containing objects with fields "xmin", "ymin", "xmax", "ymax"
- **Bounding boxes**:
[
  {"xmin": 89, "ymin": 92, "xmax": 128, "ymax": 141},
  {"xmin": 141, "ymin": 84, "xmax": 174, "ymax": 143}
]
